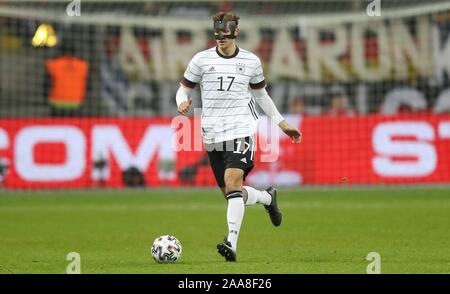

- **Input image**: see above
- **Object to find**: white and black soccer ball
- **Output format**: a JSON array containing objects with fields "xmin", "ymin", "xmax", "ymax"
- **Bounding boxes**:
[{"xmin": 151, "ymin": 235, "xmax": 182, "ymax": 263}]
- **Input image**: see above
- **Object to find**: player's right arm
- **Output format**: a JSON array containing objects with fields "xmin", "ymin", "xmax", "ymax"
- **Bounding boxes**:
[
  {"xmin": 176, "ymin": 85, "xmax": 193, "ymax": 115},
  {"xmin": 176, "ymin": 53, "xmax": 202, "ymax": 116}
]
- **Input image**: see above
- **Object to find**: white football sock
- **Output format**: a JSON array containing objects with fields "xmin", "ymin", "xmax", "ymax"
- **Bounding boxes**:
[
  {"xmin": 226, "ymin": 192, "xmax": 245, "ymax": 252},
  {"xmin": 243, "ymin": 186, "xmax": 272, "ymax": 206}
]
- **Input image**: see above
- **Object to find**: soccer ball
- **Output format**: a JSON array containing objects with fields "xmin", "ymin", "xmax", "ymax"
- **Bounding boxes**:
[{"xmin": 151, "ymin": 235, "xmax": 182, "ymax": 263}]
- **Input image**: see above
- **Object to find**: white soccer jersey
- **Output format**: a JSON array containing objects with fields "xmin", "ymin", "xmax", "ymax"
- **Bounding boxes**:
[{"xmin": 181, "ymin": 46, "xmax": 266, "ymax": 144}]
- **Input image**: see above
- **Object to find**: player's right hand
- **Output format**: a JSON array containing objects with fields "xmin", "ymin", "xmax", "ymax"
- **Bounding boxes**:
[{"xmin": 177, "ymin": 98, "xmax": 192, "ymax": 115}]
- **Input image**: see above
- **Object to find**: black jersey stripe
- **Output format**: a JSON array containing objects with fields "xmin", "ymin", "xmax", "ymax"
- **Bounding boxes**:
[
  {"xmin": 203, "ymin": 127, "xmax": 253, "ymax": 133},
  {"xmin": 198, "ymin": 63, "xmax": 260, "ymax": 70},
  {"xmin": 203, "ymin": 106, "xmax": 247, "ymax": 109},
  {"xmin": 201, "ymin": 89, "xmax": 249, "ymax": 93},
  {"xmin": 235, "ymin": 57, "xmax": 259, "ymax": 61},
  {"xmin": 191, "ymin": 62, "xmax": 201, "ymax": 69},
  {"xmin": 188, "ymin": 69, "xmax": 201, "ymax": 77},
  {"xmin": 248, "ymin": 102, "xmax": 258, "ymax": 120},
  {"xmin": 202, "ymin": 113, "xmax": 252, "ymax": 118},
  {"xmin": 202, "ymin": 80, "xmax": 248, "ymax": 85},
  {"xmin": 251, "ymin": 103, "xmax": 259, "ymax": 119},
  {"xmin": 250, "ymin": 98, "xmax": 257, "ymax": 110},
  {"xmin": 203, "ymin": 98, "xmax": 248, "ymax": 100},
  {"xmin": 250, "ymin": 99, "xmax": 259, "ymax": 119},
  {"xmin": 203, "ymin": 71, "xmax": 252, "ymax": 77}
]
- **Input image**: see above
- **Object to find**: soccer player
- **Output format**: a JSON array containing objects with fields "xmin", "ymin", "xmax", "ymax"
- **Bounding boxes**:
[{"xmin": 175, "ymin": 11, "xmax": 302, "ymax": 262}]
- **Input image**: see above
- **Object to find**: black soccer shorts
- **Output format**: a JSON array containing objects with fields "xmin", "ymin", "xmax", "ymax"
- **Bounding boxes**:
[{"xmin": 205, "ymin": 136, "xmax": 255, "ymax": 188}]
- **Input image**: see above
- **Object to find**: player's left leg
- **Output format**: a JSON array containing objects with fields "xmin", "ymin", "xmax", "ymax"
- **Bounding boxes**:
[
  {"xmin": 242, "ymin": 186, "xmax": 271, "ymax": 205},
  {"xmin": 243, "ymin": 186, "xmax": 282, "ymax": 227},
  {"xmin": 225, "ymin": 135, "xmax": 281, "ymax": 226}
]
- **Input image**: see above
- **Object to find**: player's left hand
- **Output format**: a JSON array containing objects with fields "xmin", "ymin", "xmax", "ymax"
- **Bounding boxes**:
[{"xmin": 279, "ymin": 120, "xmax": 302, "ymax": 143}]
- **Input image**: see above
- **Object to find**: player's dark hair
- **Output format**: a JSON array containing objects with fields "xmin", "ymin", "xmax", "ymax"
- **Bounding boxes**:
[{"xmin": 212, "ymin": 11, "xmax": 240, "ymax": 25}]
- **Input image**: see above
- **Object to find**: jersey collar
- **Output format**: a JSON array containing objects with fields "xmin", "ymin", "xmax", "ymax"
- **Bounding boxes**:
[{"xmin": 216, "ymin": 46, "xmax": 239, "ymax": 59}]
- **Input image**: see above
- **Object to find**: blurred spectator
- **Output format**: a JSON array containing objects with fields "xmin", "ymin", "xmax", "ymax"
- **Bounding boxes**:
[
  {"xmin": 167, "ymin": 5, "xmax": 211, "ymax": 17},
  {"xmin": 289, "ymin": 96, "xmax": 306, "ymax": 115},
  {"xmin": 45, "ymin": 41, "xmax": 89, "ymax": 117},
  {"xmin": 0, "ymin": 158, "xmax": 9, "ymax": 186},
  {"xmin": 218, "ymin": 1, "xmax": 235, "ymax": 12},
  {"xmin": 326, "ymin": 85, "xmax": 354, "ymax": 116},
  {"xmin": 381, "ymin": 88, "xmax": 427, "ymax": 115},
  {"xmin": 433, "ymin": 89, "xmax": 450, "ymax": 114}
]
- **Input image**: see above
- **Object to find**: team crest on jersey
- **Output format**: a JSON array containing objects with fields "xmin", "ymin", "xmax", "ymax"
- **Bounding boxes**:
[{"xmin": 236, "ymin": 63, "xmax": 246, "ymax": 74}]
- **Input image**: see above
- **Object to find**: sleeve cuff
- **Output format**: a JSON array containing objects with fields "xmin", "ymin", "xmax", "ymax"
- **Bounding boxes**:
[
  {"xmin": 272, "ymin": 115, "xmax": 284, "ymax": 125},
  {"xmin": 180, "ymin": 77, "xmax": 197, "ymax": 89},
  {"xmin": 250, "ymin": 80, "xmax": 266, "ymax": 89}
]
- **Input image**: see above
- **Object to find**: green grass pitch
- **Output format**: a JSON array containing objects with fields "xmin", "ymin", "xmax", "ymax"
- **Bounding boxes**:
[{"xmin": 1, "ymin": 188, "xmax": 450, "ymax": 274}]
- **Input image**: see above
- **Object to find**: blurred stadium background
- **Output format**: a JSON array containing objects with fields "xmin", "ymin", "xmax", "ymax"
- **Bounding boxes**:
[
  {"xmin": 2, "ymin": 0, "xmax": 450, "ymax": 275},
  {"xmin": 0, "ymin": 0, "xmax": 450, "ymax": 189}
]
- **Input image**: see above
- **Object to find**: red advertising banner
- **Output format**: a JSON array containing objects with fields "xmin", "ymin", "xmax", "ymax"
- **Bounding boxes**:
[{"xmin": 1, "ymin": 114, "xmax": 450, "ymax": 189}]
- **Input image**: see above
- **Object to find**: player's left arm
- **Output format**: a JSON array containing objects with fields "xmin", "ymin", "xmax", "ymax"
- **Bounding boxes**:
[{"xmin": 251, "ymin": 87, "xmax": 302, "ymax": 143}]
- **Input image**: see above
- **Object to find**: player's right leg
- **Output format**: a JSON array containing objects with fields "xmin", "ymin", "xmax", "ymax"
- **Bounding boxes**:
[
  {"xmin": 205, "ymin": 146, "xmax": 241, "ymax": 262},
  {"xmin": 215, "ymin": 168, "xmax": 245, "ymax": 262},
  {"xmin": 223, "ymin": 168, "xmax": 245, "ymax": 250}
]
